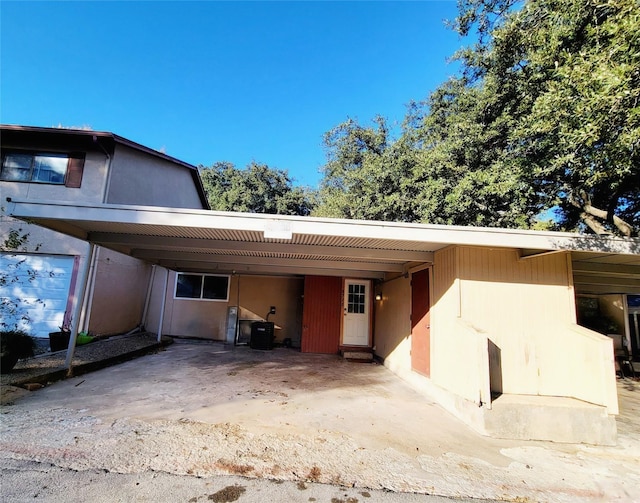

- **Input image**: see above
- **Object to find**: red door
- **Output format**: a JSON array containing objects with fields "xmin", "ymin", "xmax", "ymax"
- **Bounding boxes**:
[
  {"xmin": 301, "ymin": 276, "xmax": 342, "ymax": 353},
  {"xmin": 411, "ymin": 268, "xmax": 431, "ymax": 376}
]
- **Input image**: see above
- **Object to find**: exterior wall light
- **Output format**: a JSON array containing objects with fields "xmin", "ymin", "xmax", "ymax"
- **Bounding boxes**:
[{"xmin": 375, "ymin": 292, "xmax": 382, "ymax": 301}]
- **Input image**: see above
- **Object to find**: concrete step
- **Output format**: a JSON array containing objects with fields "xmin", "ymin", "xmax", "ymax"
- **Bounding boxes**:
[
  {"xmin": 342, "ymin": 351, "xmax": 374, "ymax": 362},
  {"xmin": 484, "ymin": 394, "xmax": 617, "ymax": 445},
  {"xmin": 339, "ymin": 346, "xmax": 373, "ymax": 362}
]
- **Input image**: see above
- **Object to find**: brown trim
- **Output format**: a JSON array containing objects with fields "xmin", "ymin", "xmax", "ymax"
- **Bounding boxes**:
[{"xmin": 64, "ymin": 152, "xmax": 85, "ymax": 188}]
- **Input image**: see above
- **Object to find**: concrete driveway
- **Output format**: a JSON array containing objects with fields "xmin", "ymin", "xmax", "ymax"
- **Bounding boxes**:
[{"xmin": 1, "ymin": 340, "xmax": 639, "ymax": 502}]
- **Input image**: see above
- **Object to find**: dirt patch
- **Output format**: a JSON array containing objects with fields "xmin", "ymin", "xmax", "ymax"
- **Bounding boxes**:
[
  {"xmin": 307, "ymin": 466, "xmax": 321, "ymax": 482},
  {"xmin": 215, "ymin": 459, "xmax": 254, "ymax": 476},
  {"xmin": 207, "ymin": 485, "xmax": 246, "ymax": 502}
]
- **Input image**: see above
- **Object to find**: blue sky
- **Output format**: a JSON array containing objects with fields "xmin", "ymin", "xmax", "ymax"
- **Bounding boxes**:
[{"xmin": 1, "ymin": 1, "xmax": 464, "ymax": 187}]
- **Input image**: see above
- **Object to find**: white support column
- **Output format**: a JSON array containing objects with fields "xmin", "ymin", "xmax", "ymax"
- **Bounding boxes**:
[
  {"xmin": 66, "ymin": 243, "xmax": 96, "ymax": 371},
  {"xmin": 156, "ymin": 268, "xmax": 170, "ymax": 343}
]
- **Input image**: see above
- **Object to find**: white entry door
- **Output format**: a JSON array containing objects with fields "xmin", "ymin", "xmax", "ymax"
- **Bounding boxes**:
[{"xmin": 342, "ymin": 279, "xmax": 370, "ymax": 346}]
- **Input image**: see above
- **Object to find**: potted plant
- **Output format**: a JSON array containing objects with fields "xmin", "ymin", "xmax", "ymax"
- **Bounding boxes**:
[
  {"xmin": 1, "ymin": 330, "xmax": 35, "ymax": 374},
  {"xmin": 49, "ymin": 326, "xmax": 71, "ymax": 352},
  {"xmin": 49, "ymin": 312, "xmax": 72, "ymax": 352}
]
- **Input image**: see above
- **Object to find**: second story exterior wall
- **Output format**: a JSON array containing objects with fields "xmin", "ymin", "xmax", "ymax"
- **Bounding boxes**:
[
  {"xmin": 1, "ymin": 150, "xmax": 109, "ymax": 206},
  {"xmin": 1, "ymin": 125, "xmax": 209, "ymax": 210},
  {"xmin": 106, "ymin": 144, "xmax": 205, "ymax": 209}
]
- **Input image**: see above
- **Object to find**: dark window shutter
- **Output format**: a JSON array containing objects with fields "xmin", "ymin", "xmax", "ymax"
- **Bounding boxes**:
[{"xmin": 65, "ymin": 152, "xmax": 86, "ymax": 188}]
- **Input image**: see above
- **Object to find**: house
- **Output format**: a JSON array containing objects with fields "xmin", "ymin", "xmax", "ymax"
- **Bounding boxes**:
[
  {"xmin": 4, "ymin": 125, "xmax": 640, "ymax": 445},
  {"xmin": 0, "ymin": 125, "xmax": 209, "ymax": 339}
]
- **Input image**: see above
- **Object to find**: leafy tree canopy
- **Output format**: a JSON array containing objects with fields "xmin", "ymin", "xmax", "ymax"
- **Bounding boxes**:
[
  {"xmin": 199, "ymin": 161, "xmax": 315, "ymax": 216},
  {"xmin": 316, "ymin": 0, "xmax": 640, "ymax": 236}
]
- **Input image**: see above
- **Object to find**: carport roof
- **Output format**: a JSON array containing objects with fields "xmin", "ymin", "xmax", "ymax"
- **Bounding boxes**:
[{"xmin": 6, "ymin": 198, "xmax": 640, "ymax": 280}]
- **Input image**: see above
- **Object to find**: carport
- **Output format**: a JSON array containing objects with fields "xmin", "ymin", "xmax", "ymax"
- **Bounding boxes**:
[
  {"xmin": 6, "ymin": 198, "xmax": 639, "ymax": 362},
  {"xmin": 6, "ymin": 198, "xmax": 640, "ymax": 446}
]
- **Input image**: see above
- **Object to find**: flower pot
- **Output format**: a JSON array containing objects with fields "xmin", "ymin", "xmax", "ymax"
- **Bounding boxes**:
[{"xmin": 49, "ymin": 331, "xmax": 70, "ymax": 352}]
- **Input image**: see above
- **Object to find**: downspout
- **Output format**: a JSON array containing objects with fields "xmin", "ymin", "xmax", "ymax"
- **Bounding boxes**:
[
  {"xmin": 77, "ymin": 136, "xmax": 112, "ymax": 333},
  {"xmin": 79, "ymin": 247, "xmax": 100, "ymax": 333},
  {"xmin": 94, "ymin": 135, "xmax": 113, "ymax": 204},
  {"xmin": 156, "ymin": 268, "xmax": 170, "ymax": 343},
  {"xmin": 141, "ymin": 264, "xmax": 157, "ymax": 331},
  {"xmin": 66, "ymin": 243, "xmax": 96, "ymax": 373}
]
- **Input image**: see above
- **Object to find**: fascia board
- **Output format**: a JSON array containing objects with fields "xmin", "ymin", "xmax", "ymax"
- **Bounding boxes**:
[{"xmin": 7, "ymin": 199, "xmax": 640, "ymax": 256}]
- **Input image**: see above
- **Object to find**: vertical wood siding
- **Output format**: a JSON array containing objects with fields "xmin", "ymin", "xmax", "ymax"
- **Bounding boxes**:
[
  {"xmin": 301, "ymin": 276, "xmax": 342, "ymax": 354},
  {"xmin": 373, "ymin": 273, "xmax": 411, "ymax": 365},
  {"xmin": 457, "ymin": 247, "xmax": 574, "ymax": 395}
]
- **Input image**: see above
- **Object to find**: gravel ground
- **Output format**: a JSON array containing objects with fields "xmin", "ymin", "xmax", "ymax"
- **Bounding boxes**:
[{"xmin": 1, "ymin": 333, "xmax": 165, "ymax": 388}]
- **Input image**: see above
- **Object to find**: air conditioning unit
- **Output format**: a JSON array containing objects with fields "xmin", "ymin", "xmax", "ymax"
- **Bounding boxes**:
[{"xmin": 250, "ymin": 321, "xmax": 275, "ymax": 350}]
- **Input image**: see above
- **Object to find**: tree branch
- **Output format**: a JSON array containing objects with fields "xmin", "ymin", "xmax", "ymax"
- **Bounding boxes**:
[
  {"xmin": 583, "ymin": 203, "xmax": 633, "ymax": 237},
  {"xmin": 580, "ymin": 211, "xmax": 610, "ymax": 235}
]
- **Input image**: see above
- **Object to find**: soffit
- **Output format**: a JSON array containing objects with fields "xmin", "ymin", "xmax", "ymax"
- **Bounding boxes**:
[{"xmin": 571, "ymin": 251, "xmax": 640, "ymax": 295}]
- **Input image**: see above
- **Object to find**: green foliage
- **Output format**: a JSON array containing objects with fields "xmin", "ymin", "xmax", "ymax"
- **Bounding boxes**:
[
  {"xmin": 316, "ymin": 0, "xmax": 639, "ymax": 236},
  {"xmin": 314, "ymin": 116, "xmax": 421, "ymax": 222},
  {"xmin": 199, "ymin": 161, "xmax": 316, "ymax": 216},
  {"xmin": 1, "ymin": 208, "xmax": 46, "ymax": 332}
]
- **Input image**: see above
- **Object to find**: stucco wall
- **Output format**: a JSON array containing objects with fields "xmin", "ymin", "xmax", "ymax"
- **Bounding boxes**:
[
  {"xmin": 1, "ymin": 150, "xmax": 108, "ymax": 255},
  {"xmin": 157, "ymin": 274, "xmax": 304, "ymax": 342},
  {"xmin": 85, "ymin": 248, "xmax": 152, "ymax": 336},
  {"xmin": 158, "ymin": 271, "xmax": 236, "ymax": 340},
  {"xmin": 0, "ymin": 151, "xmax": 109, "ymax": 207},
  {"xmin": 236, "ymin": 276, "xmax": 304, "ymax": 345},
  {"xmin": 106, "ymin": 145, "xmax": 203, "ymax": 209}
]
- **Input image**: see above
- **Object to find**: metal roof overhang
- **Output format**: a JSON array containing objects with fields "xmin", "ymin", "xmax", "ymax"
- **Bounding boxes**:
[{"xmin": 6, "ymin": 199, "xmax": 640, "ymax": 284}]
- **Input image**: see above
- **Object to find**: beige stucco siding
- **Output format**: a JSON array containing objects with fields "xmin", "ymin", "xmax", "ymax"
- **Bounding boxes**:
[
  {"xmin": 157, "ymin": 274, "xmax": 303, "ymax": 343},
  {"xmin": 1, "ymin": 150, "xmax": 108, "ymax": 255},
  {"xmin": 106, "ymin": 145, "xmax": 203, "ymax": 209},
  {"xmin": 86, "ymin": 248, "xmax": 152, "ymax": 336},
  {"xmin": 236, "ymin": 276, "xmax": 304, "ymax": 345},
  {"xmin": 159, "ymin": 271, "xmax": 236, "ymax": 340},
  {"xmin": 0, "ymin": 151, "xmax": 108, "ymax": 206}
]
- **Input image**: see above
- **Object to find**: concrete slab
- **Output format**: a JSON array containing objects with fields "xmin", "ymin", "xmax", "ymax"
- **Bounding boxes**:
[
  {"xmin": 1, "ymin": 340, "xmax": 639, "ymax": 502},
  {"xmin": 484, "ymin": 394, "xmax": 617, "ymax": 445}
]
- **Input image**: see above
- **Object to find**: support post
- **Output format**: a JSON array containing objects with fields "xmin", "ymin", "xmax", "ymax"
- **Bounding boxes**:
[{"xmin": 66, "ymin": 243, "xmax": 96, "ymax": 372}]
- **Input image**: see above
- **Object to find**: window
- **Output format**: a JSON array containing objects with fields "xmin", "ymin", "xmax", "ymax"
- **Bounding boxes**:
[
  {"xmin": 175, "ymin": 273, "xmax": 229, "ymax": 301},
  {"xmin": 347, "ymin": 283, "xmax": 366, "ymax": 314},
  {"xmin": 1, "ymin": 150, "xmax": 85, "ymax": 187}
]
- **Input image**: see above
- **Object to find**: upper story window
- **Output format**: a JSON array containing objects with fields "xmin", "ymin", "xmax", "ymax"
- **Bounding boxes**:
[{"xmin": 1, "ymin": 150, "xmax": 85, "ymax": 187}]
